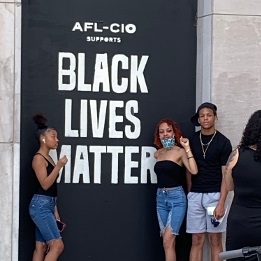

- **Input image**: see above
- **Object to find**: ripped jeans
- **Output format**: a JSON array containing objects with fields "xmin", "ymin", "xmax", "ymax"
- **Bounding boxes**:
[{"xmin": 156, "ymin": 186, "xmax": 187, "ymax": 236}]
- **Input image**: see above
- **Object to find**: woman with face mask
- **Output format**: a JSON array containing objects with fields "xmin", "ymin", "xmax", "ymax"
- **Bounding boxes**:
[{"xmin": 154, "ymin": 118, "xmax": 198, "ymax": 261}]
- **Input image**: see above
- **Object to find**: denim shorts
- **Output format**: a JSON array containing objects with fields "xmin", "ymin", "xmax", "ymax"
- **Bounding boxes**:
[
  {"xmin": 156, "ymin": 186, "xmax": 187, "ymax": 236},
  {"xmin": 29, "ymin": 194, "xmax": 62, "ymax": 243}
]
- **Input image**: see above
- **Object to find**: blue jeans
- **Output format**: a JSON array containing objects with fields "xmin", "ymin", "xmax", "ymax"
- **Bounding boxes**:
[
  {"xmin": 29, "ymin": 194, "xmax": 61, "ymax": 242},
  {"xmin": 156, "ymin": 186, "xmax": 187, "ymax": 235}
]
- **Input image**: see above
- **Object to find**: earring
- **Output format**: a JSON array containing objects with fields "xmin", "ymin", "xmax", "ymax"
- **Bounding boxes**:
[{"xmin": 43, "ymin": 139, "xmax": 45, "ymax": 144}]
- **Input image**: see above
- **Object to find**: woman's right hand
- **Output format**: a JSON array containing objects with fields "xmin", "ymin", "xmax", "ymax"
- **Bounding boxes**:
[{"xmin": 57, "ymin": 155, "xmax": 68, "ymax": 169}]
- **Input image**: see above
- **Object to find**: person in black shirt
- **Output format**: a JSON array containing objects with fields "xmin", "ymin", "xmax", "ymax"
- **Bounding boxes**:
[
  {"xmin": 29, "ymin": 114, "xmax": 68, "ymax": 261},
  {"xmin": 186, "ymin": 103, "xmax": 232, "ymax": 261},
  {"xmin": 225, "ymin": 110, "xmax": 261, "ymax": 261}
]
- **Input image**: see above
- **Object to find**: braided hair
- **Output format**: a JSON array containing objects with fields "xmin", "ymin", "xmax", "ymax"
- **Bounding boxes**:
[{"xmin": 239, "ymin": 110, "xmax": 261, "ymax": 161}]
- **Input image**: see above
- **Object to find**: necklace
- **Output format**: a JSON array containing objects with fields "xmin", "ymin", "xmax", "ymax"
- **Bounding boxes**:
[
  {"xmin": 249, "ymin": 145, "xmax": 257, "ymax": 151},
  {"xmin": 199, "ymin": 130, "xmax": 217, "ymax": 159}
]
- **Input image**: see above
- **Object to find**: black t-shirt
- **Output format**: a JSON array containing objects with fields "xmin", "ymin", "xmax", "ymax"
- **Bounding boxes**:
[{"xmin": 190, "ymin": 130, "xmax": 232, "ymax": 193}]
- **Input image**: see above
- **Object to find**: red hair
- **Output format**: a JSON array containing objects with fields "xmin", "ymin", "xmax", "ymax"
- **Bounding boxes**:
[{"xmin": 154, "ymin": 118, "xmax": 183, "ymax": 149}]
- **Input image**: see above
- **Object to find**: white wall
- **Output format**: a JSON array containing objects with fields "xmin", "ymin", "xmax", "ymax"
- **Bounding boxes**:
[
  {"xmin": 197, "ymin": 0, "xmax": 261, "ymax": 259},
  {"xmin": 197, "ymin": 0, "xmax": 261, "ymax": 147},
  {"xmin": 0, "ymin": 1, "xmax": 21, "ymax": 261}
]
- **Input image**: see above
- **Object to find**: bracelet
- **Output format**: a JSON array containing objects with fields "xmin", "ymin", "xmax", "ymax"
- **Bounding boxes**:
[
  {"xmin": 186, "ymin": 149, "xmax": 191, "ymax": 153},
  {"xmin": 188, "ymin": 156, "xmax": 194, "ymax": 159}
]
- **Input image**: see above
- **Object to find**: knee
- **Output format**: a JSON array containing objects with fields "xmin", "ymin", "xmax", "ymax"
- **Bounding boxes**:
[
  {"xmin": 163, "ymin": 235, "xmax": 175, "ymax": 250},
  {"xmin": 191, "ymin": 234, "xmax": 205, "ymax": 248},
  {"xmin": 50, "ymin": 240, "xmax": 64, "ymax": 254},
  {"xmin": 35, "ymin": 243, "xmax": 47, "ymax": 254},
  {"xmin": 208, "ymin": 234, "xmax": 222, "ymax": 248},
  {"xmin": 56, "ymin": 241, "xmax": 64, "ymax": 254}
]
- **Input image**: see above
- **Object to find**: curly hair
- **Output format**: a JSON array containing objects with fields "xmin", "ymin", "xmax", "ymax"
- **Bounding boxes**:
[
  {"xmin": 154, "ymin": 118, "xmax": 183, "ymax": 149},
  {"xmin": 240, "ymin": 110, "xmax": 261, "ymax": 161}
]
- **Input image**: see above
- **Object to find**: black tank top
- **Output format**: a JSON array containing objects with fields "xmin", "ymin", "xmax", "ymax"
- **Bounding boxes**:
[
  {"xmin": 35, "ymin": 153, "xmax": 57, "ymax": 197},
  {"xmin": 154, "ymin": 160, "xmax": 183, "ymax": 188},
  {"xmin": 232, "ymin": 147, "xmax": 261, "ymax": 207}
]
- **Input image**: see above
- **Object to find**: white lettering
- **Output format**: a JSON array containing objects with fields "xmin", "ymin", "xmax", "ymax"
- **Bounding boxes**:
[
  {"xmin": 58, "ymin": 52, "xmax": 149, "ymax": 93},
  {"xmin": 64, "ymin": 99, "xmax": 79, "ymax": 137},
  {"xmin": 130, "ymin": 55, "xmax": 149, "ymax": 93},
  {"xmin": 80, "ymin": 100, "xmax": 88, "ymax": 137},
  {"xmin": 58, "ymin": 52, "xmax": 76, "ymax": 91},
  {"xmin": 109, "ymin": 101, "xmax": 124, "ymax": 138},
  {"xmin": 140, "ymin": 147, "xmax": 157, "ymax": 184},
  {"xmin": 107, "ymin": 146, "xmax": 124, "ymax": 184},
  {"xmin": 73, "ymin": 146, "xmax": 90, "ymax": 183},
  {"xmin": 124, "ymin": 147, "xmax": 139, "ymax": 184},
  {"xmin": 72, "ymin": 22, "xmax": 83, "ymax": 32},
  {"xmin": 89, "ymin": 146, "xmax": 107, "ymax": 184},
  {"xmin": 77, "ymin": 53, "xmax": 92, "ymax": 91},
  {"xmin": 111, "ymin": 54, "xmax": 128, "ymax": 93},
  {"xmin": 125, "ymin": 100, "xmax": 141, "ymax": 139},
  {"xmin": 90, "ymin": 100, "xmax": 107, "ymax": 138},
  {"xmin": 92, "ymin": 53, "xmax": 110, "ymax": 92}
]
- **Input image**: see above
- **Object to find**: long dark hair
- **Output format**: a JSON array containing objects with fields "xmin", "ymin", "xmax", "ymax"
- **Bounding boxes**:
[
  {"xmin": 154, "ymin": 118, "xmax": 182, "ymax": 149},
  {"xmin": 240, "ymin": 110, "xmax": 261, "ymax": 161}
]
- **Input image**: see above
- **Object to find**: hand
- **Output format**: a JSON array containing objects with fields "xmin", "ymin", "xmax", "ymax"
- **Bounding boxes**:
[
  {"xmin": 180, "ymin": 136, "xmax": 190, "ymax": 149},
  {"xmin": 57, "ymin": 155, "xmax": 68, "ymax": 169},
  {"xmin": 214, "ymin": 204, "xmax": 225, "ymax": 220}
]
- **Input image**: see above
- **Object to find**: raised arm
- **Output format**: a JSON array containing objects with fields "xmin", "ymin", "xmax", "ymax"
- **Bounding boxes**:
[
  {"xmin": 180, "ymin": 137, "xmax": 198, "ymax": 175},
  {"xmin": 32, "ymin": 154, "xmax": 67, "ymax": 190}
]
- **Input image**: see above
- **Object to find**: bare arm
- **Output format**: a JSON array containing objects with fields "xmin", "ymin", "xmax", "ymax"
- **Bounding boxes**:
[
  {"xmin": 54, "ymin": 205, "xmax": 60, "ymax": 220},
  {"xmin": 214, "ymin": 166, "xmax": 229, "ymax": 219},
  {"xmin": 154, "ymin": 150, "xmax": 159, "ymax": 159},
  {"xmin": 32, "ymin": 154, "xmax": 67, "ymax": 190},
  {"xmin": 214, "ymin": 149, "xmax": 239, "ymax": 219},
  {"xmin": 186, "ymin": 170, "xmax": 192, "ymax": 192},
  {"xmin": 224, "ymin": 148, "xmax": 239, "ymax": 191},
  {"xmin": 181, "ymin": 149, "xmax": 198, "ymax": 174},
  {"xmin": 180, "ymin": 137, "xmax": 198, "ymax": 174}
]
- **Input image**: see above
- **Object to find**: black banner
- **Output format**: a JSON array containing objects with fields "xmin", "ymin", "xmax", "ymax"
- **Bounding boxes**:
[{"xmin": 20, "ymin": 0, "xmax": 197, "ymax": 260}]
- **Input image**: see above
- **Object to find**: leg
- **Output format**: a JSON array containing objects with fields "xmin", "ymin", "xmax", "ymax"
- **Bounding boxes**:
[
  {"xmin": 162, "ymin": 227, "xmax": 176, "ymax": 261},
  {"xmin": 203, "ymin": 193, "xmax": 227, "ymax": 261},
  {"xmin": 190, "ymin": 233, "xmax": 205, "ymax": 261},
  {"xmin": 164, "ymin": 187, "xmax": 187, "ymax": 261},
  {"xmin": 186, "ymin": 193, "xmax": 207, "ymax": 261},
  {"xmin": 44, "ymin": 239, "xmax": 64, "ymax": 261},
  {"xmin": 32, "ymin": 241, "xmax": 48, "ymax": 261},
  {"xmin": 208, "ymin": 233, "xmax": 222, "ymax": 261}
]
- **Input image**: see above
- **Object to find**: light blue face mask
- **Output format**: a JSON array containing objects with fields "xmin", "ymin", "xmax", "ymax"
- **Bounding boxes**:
[{"xmin": 161, "ymin": 136, "xmax": 175, "ymax": 149}]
